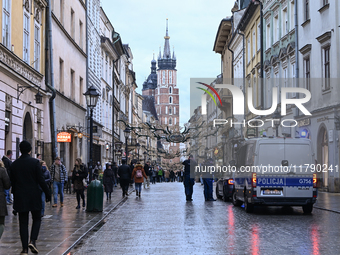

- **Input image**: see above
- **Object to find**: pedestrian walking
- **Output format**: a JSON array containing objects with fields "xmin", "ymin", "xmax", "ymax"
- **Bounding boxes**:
[
  {"xmin": 9, "ymin": 141, "xmax": 50, "ymax": 254},
  {"xmin": 170, "ymin": 170, "xmax": 175, "ymax": 182},
  {"xmin": 182, "ymin": 155, "xmax": 196, "ymax": 201},
  {"xmin": 203, "ymin": 158, "xmax": 216, "ymax": 201},
  {"xmin": 0, "ymin": 159, "xmax": 11, "ymax": 239},
  {"xmin": 72, "ymin": 158, "xmax": 88, "ymax": 209},
  {"xmin": 151, "ymin": 167, "xmax": 157, "ymax": 184},
  {"xmin": 118, "ymin": 159, "xmax": 131, "ymax": 197},
  {"xmin": 2, "ymin": 150, "xmax": 12, "ymax": 205},
  {"xmin": 164, "ymin": 170, "xmax": 170, "ymax": 182},
  {"xmin": 112, "ymin": 162, "xmax": 118, "ymax": 187},
  {"xmin": 143, "ymin": 161, "xmax": 150, "ymax": 189},
  {"xmin": 131, "ymin": 162, "xmax": 147, "ymax": 197},
  {"xmin": 157, "ymin": 168, "xmax": 163, "ymax": 183},
  {"xmin": 50, "ymin": 157, "xmax": 68, "ymax": 208},
  {"xmin": 103, "ymin": 163, "xmax": 114, "ymax": 200},
  {"xmin": 40, "ymin": 161, "xmax": 51, "ymax": 217},
  {"xmin": 65, "ymin": 164, "xmax": 73, "ymax": 194}
]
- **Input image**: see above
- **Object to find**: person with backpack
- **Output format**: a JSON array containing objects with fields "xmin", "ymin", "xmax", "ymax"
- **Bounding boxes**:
[{"xmin": 131, "ymin": 162, "xmax": 147, "ymax": 197}]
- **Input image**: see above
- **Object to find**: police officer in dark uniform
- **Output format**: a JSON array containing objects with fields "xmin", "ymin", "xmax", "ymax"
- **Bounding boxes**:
[
  {"xmin": 182, "ymin": 155, "xmax": 196, "ymax": 201},
  {"xmin": 203, "ymin": 158, "xmax": 216, "ymax": 201}
]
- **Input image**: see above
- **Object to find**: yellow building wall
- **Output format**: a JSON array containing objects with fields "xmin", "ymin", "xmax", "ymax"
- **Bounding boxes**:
[{"xmin": 0, "ymin": 0, "xmax": 45, "ymax": 74}]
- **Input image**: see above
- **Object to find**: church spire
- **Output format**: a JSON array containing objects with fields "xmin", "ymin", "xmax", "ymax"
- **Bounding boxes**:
[
  {"xmin": 172, "ymin": 46, "xmax": 176, "ymax": 60},
  {"xmin": 163, "ymin": 19, "xmax": 171, "ymax": 59}
]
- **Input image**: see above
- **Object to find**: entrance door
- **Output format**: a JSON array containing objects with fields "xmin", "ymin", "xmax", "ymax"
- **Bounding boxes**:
[{"xmin": 23, "ymin": 112, "xmax": 33, "ymax": 151}]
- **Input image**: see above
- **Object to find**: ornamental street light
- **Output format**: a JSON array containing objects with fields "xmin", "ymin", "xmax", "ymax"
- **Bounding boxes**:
[
  {"xmin": 84, "ymin": 85, "xmax": 100, "ymax": 182},
  {"xmin": 124, "ymin": 128, "xmax": 131, "ymax": 164}
]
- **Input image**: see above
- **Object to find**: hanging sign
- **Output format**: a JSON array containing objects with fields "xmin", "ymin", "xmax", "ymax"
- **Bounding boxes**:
[{"xmin": 57, "ymin": 132, "xmax": 71, "ymax": 142}]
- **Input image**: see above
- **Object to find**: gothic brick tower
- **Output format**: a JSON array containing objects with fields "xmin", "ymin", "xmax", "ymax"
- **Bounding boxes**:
[{"xmin": 155, "ymin": 19, "xmax": 180, "ymax": 167}]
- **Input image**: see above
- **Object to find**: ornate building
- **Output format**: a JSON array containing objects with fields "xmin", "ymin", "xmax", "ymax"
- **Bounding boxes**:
[{"xmin": 143, "ymin": 19, "xmax": 180, "ymax": 167}]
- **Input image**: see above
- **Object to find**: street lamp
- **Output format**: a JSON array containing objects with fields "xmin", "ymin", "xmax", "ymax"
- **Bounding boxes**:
[
  {"xmin": 124, "ymin": 128, "xmax": 131, "ymax": 164},
  {"xmin": 272, "ymin": 109, "xmax": 282, "ymax": 137},
  {"xmin": 136, "ymin": 143, "xmax": 140, "ymax": 162},
  {"xmin": 84, "ymin": 85, "xmax": 100, "ymax": 182}
]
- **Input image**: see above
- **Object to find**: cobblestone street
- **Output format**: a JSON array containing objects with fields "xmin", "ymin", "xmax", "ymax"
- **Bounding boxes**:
[{"xmin": 73, "ymin": 182, "xmax": 340, "ymax": 255}]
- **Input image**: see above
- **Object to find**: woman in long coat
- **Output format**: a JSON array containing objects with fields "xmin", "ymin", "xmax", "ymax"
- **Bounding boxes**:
[
  {"xmin": 72, "ymin": 158, "xmax": 88, "ymax": 209},
  {"xmin": 103, "ymin": 163, "xmax": 114, "ymax": 200},
  {"xmin": 0, "ymin": 160, "xmax": 11, "ymax": 239}
]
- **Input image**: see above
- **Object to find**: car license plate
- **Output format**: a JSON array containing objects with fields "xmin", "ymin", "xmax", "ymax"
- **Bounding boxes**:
[{"xmin": 262, "ymin": 189, "xmax": 282, "ymax": 195}]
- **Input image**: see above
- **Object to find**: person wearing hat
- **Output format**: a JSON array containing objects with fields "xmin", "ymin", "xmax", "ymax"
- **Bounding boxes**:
[
  {"xmin": 50, "ymin": 157, "xmax": 68, "ymax": 207},
  {"xmin": 10, "ymin": 140, "xmax": 50, "ymax": 254}
]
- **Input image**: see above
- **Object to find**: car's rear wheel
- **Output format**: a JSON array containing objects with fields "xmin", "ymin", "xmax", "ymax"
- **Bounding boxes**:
[
  {"xmin": 232, "ymin": 190, "xmax": 242, "ymax": 206},
  {"xmin": 302, "ymin": 204, "xmax": 313, "ymax": 214},
  {"xmin": 244, "ymin": 194, "xmax": 254, "ymax": 213},
  {"xmin": 223, "ymin": 187, "xmax": 229, "ymax": 202},
  {"xmin": 216, "ymin": 186, "xmax": 222, "ymax": 199}
]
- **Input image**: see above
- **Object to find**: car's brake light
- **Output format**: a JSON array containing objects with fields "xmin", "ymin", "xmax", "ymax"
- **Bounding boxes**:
[
  {"xmin": 313, "ymin": 173, "xmax": 317, "ymax": 188},
  {"xmin": 228, "ymin": 179, "xmax": 234, "ymax": 185},
  {"xmin": 252, "ymin": 173, "xmax": 256, "ymax": 188}
]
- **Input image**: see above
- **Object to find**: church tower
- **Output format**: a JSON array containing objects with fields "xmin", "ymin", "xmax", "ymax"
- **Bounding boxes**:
[{"xmin": 155, "ymin": 19, "xmax": 180, "ymax": 165}]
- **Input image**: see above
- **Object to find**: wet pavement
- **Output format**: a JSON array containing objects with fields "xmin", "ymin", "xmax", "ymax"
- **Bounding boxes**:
[
  {"xmin": 73, "ymin": 182, "xmax": 340, "ymax": 255},
  {"xmin": 0, "ymin": 185, "xmax": 130, "ymax": 255}
]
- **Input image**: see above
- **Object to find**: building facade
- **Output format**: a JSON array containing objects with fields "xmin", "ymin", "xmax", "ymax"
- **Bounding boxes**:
[
  {"xmin": 0, "ymin": 0, "xmax": 49, "ymax": 160},
  {"xmin": 51, "ymin": 0, "xmax": 87, "ymax": 171},
  {"xmin": 296, "ymin": 0, "xmax": 340, "ymax": 192}
]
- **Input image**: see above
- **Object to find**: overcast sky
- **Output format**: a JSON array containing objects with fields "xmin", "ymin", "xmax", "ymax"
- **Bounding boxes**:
[{"xmin": 101, "ymin": 0, "xmax": 234, "ymax": 127}]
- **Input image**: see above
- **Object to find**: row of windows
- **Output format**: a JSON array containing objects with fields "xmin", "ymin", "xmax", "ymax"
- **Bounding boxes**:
[
  {"xmin": 265, "ymin": 1, "xmax": 295, "ymax": 50},
  {"xmin": 157, "ymin": 96, "xmax": 174, "ymax": 104},
  {"xmin": 59, "ymin": 58, "xmax": 84, "ymax": 106},
  {"xmin": 2, "ymin": 1, "xmax": 41, "ymax": 71},
  {"xmin": 157, "ymin": 86, "xmax": 174, "ymax": 94},
  {"xmin": 57, "ymin": 0, "xmax": 84, "ymax": 49},
  {"xmin": 162, "ymin": 117, "xmax": 177, "ymax": 125},
  {"xmin": 159, "ymin": 70, "xmax": 175, "ymax": 85},
  {"xmin": 157, "ymin": 106, "xmax": 177, "ymax": 115},
  {"xmin": 303, "ymin": 45, "xmax": 330, "ymax": 91}
]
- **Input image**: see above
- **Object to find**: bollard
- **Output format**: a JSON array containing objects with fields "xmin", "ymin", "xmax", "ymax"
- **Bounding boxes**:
[{"xmin": 86, "ymin": 180, "xmax": 104, "ymax": 212}]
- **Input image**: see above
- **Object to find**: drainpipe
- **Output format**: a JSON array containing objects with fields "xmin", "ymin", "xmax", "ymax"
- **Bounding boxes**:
[
  {"xmin": 111, "ymin": 32, "xmax": 122, "ymax": 164},
  {"xmin": 294, "ymin": 0, "xmax": 299, "ymax": 117},
  {"xmin": 260, "ymin": 2, "xmax": 264, "ymax": 110},
  {"xmin": 85, "ymin": 0, "xmax": 90, "ymax": 166},
  {"xmin": 237, "ymin": 29, "xmax": 245, "ymax": 140},
  {"xmin": 46, "ymin": 0, "xmax": 58, "ymax": 160}
]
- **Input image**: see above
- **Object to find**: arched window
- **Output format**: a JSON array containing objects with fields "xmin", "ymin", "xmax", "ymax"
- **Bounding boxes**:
[
  {"xmin": 174, "ymin": 107, "xmax": 176, "ymax": 114},
  {"xmin": 169, "ymin": 118, "xmax": 172, "ymax": 125},
  {"xmin": 169, "ymin": 86, "xmax": 172, "ymax": 94},
  {"xmin": 165, "ymin": 117, "xmax": 167, "ymax": 124},
  {"xmin": 166, "ymin": 106, "xmax": 168, "ymax": 114},
  {"xmin": 169, "ymin": 107, "xmax": 172, "ymax": 115},
  {"xmin": 157, "ymin": 96, "xmax": 159, "ymax": 104},
  {"xmin": 169, "ymin": 96, "xmax": 172, "ymax": 104}
]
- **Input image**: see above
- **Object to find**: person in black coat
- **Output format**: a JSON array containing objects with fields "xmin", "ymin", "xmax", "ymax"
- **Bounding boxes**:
[
  {"xmin": 182, "ymin": 155, "xmax": 196, "ymax": 201},
  {"xmin": 103, "ymin": 163, "xmax": 114, "ymax": 200},
  {"xmin": 2, "ymin": 150, "xmax": 12, "ymax": 204},
  {"xmin": 112, "ymin": 162, "xmax": 118, "ymax": 187},
  {"xmin": 10, "ymin": 141, "xmax": 50, "ymax": 254},
  {"xmin": 72, "ymin": 158, "xmax": 88, "ymax": 209},
  {"xmin": 118, "ymin": 159, "xmax": 131, "ymax": 197}
]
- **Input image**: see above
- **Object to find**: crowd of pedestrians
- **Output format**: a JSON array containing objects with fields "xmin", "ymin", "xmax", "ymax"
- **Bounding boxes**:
[{"xmin": 0, "ymin": 140, "xmax": 203, "ymax": 254}]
